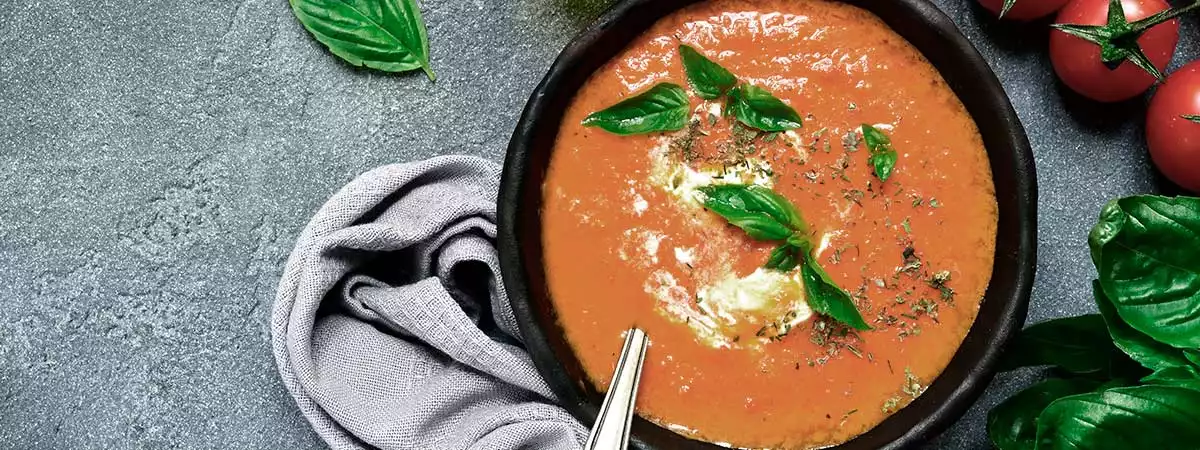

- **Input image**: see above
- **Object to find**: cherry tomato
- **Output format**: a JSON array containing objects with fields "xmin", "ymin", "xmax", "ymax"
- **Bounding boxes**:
[
  {"xmin": 1147, "ymin": 61, "xmax": 1200, "ymax": 193},
  {"xmin": 1049, "ymin": 0, "xmax": 1180, "ymax": 102},
  {"xmin": 978, "ymin": 0, "xmax": 1071, "ymax": 20}
]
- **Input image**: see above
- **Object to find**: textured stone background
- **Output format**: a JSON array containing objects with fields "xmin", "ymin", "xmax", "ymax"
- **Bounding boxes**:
[{"xmin": 0, "ymin": 0, "xmax": 1195, "ymax": 448}]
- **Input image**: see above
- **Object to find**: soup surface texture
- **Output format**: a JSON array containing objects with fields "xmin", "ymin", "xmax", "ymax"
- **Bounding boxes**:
[{"xmin": 541, "ymin": 0, "xmax": 998, "ymax": 448}]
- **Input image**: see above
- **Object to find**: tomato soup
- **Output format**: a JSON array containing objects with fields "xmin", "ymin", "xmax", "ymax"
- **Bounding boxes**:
[{"xmin": 541, "ymin": 0, "xmax": 997, "ymax": 448}]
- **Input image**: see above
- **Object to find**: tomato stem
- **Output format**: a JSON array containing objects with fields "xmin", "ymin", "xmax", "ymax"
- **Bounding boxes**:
[
  {"xmin": 1000, "ymin": 0, "xmax": 1017, "ymax": 18},
  {"xmin": 1052, "ymin": 0, "xmax": 1200, "ymax": 81}
]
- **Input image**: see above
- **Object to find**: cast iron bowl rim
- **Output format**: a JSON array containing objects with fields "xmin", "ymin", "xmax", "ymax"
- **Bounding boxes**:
[{"xmin": 498, "ymin": 0, "xmax": 1037, "ymax": 448}]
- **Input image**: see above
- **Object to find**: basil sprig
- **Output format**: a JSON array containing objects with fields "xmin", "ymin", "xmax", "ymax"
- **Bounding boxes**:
[
  {"xmin": 861, "ymin": 124, "xmax": 898, "ymax": 182},
  {"xmin": 679, "ymin": 45, "xmax": 737, "ymax": 100},
  {"xmin": 697, "ymin": 184, "xmax": 870, "ymax": 331},
  {"xmin": 584, "ymin": 45, "xmax": 802, "ymax": 135},
  {"xmin": 678, "ymin": 44, "xmax": 802, "ymax": 132},
  {"xmin": 581, "ymin": 83, "xmax": 690, "ymax": 135},
  {"xmin": 290, "ymin": 0, "xmax": 435, "ymax": 80},
  {"xmin": 987, "ymin": 195, "xmax": 1200, "ymax": 450}
]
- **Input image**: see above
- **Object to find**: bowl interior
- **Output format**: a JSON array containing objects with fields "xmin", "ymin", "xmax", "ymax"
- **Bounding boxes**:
[{"xmin": 498, "ymin": 0, "xmax": 1037, "ymax": 448}]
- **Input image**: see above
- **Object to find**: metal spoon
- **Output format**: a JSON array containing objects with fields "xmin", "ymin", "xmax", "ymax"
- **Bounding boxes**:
[{"xmin": 585, "ymin": 327, "xmax": 649, "ymax": 450}]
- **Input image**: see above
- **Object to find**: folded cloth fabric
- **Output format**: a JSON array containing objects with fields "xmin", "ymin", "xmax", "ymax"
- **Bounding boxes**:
[{"xmin": 271, "ymin": 155, "xmax": 587, "ymax": 450}]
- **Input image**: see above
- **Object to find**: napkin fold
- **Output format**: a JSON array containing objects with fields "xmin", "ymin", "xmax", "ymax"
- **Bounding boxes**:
[{"xmin": 271, "ymin": 155, "xmax": 587, "ymax": 450}]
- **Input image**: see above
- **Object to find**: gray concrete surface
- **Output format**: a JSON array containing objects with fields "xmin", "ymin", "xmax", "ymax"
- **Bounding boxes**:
[{"xmin": 0, "ymin": 0, "xmax": 1195, "ymax": 448}]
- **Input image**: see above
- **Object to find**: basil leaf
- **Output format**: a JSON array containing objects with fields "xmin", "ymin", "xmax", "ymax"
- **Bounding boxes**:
[
  {"xmin": 1089, "ymin": 196, "xmax": 1200, "ymax": 348},
  {"xmin": 581, "ymin": 83, "xmax": 690, "ymax": 135},
  {"xmin": 699, "ymin": 184, "xmax": 807, "ymax": 239},
  {"xmin": 290, "ymin": 0, "xmax": 435, "ymax": 79},
  {"xmin": 765, "ymin": 244, "xmax": 800, "ymax": 272},
  {"xmin": 725, "ymin": 84, "xmax": 803, "ymax": 132},
  {"xmin": 1036, "ymin": 385, "xmax": 1200, "ymax": 449},
  {"xmin": 987, "ymin": 378, "xmax": 1103, "ymax": 450},
  {"xmin": 679, "ymin": 45, "xmax": 738, "ymax": 100},
  {"xmin": 800, "ymin": 259, "xmax": 871, "ymax": 330},
  {"xmin": 862, "ymin": 124, "xmax": 899, "ymax": 182},
  {"xmin": 1142, "ymin": 366, "xmax": 1200, "ymax": 391},
  {"xmin": 1095, "ymin": 280, "xmax": 1195, "ymax": 372},
  {"xmin": 996, "ymin": 315, "xmax": 1127, "ymax": 375}
]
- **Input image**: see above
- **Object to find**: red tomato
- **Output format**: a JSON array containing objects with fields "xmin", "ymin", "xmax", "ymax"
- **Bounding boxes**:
[
  {"xmin": 1050, "ymin": 0, "xmax": 1180, "ymax": 102},
  {"xmin": 1147, "ymin": 61, "xmax": 1200, "ymax": 193},
  {"xmin": 978, "ymin": 0, "xmax": 1071, "ymax": 20}
]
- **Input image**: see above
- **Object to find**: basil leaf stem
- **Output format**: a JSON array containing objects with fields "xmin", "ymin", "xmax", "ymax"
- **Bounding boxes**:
[
  {"xmin": 861, "ymin": 124, "xmax": 898, "ymax": 182},
  {"xmin": 581, "ymin": 83, "xmax": 691, "ymax": 135},
  {"xmin": 290, "ymin": 0, "xmax": 435, "ymax": 79},
  {"xmin": 679, "ymin": 45, "xmax": 738, "ymax": 100}
]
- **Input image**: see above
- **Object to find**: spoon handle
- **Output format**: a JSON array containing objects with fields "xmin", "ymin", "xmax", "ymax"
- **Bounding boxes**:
[{"xmin": 585, "ymin": 327, "xmax": 649, "ymax": 450}]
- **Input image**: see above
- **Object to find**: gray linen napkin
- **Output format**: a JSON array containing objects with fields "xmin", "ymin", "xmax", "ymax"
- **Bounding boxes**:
[{"xmin": 271, "ymin": 155, "xmax": 587, "ymax": 450}]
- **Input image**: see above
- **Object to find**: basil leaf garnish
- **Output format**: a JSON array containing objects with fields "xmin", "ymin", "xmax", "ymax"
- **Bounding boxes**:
[
  {"xmin": 698, "ymin": 184, "xmax": 795, "ymax": 241},
  {"xmin": 679, "ymin": 45, "xmax": 738, "ymax": 100},
  {"xmin": 987, "ymin": 378, "xmax": 1103, "ymax": 450},
  {"xmin": 800, "ymin": 259, "xmax": 871, "ymax": 331},
  {"xmin": 1088, "ymin": 196, "xmax": 1200, "ymax": 348},
  {"xmin": 1095, "ymin": 280, "xmax": 1196, "ymax": 373},
  {"xmin": 1035, "ymin": 385, "xmax": 1200, "ymax": 448},
  {"xmin": 861, "ymin": 124, "xmax": 898, "ymax": 182},
  {"xmin": 581, "ymin": 83, "xmax": 690, "ymax": 135},
  {"xmin": 725, "ymin": 84, "xmax": 803, "ymax": 132},
  {"xmin": 290, "ymin": 0, "xmax": 435, "ymax": 80},
  {"xmin": 699, "ymin": 184, "xmax": 807, "ymax": 233},
  {"xmin": 995, "ymin": 314, "xmax": 1129, "ymax": 375}
]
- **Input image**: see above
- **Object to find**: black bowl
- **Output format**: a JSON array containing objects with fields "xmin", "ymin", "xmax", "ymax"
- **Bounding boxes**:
[{"xmin": 498, "ymin": 0, "xmax": 1038, "ymax": 448}]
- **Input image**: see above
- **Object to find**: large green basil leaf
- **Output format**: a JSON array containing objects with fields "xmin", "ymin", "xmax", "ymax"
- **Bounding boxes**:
[
  {"xmin": 725, "ymin": 84, "xmax": 803, "ymax": 132},
  {"xmin": 581, "ymin": 83, "xmax": 690, "ymax": 135},
  {"xmin": 679, "ymin": 45, "xmax": 737, "ymax": 100},
  {"xmin": 698, "ymin": 184, "xmax": 807, "ymax": 239},
  {"xmin": 988, "ymin": 378, "xmax": 1103, "ymax": 450},
  {"xmin": 290, "ymin": 0, "xmax": 434, "ymax": 79},
  {"xmin": 1094, "ymin": 280, "xmax": 1194, "ymax": 372},
  {"xmin": 1035, "ymin": 385, "xmax": 1200, "ymax": 449},
  {"xmin": 861, "ymin": 124, "xmax": 899, "ymax": 182},
  {"xmin": 1089, "ymin": 196, "xmax": 1200, "ymax": 348},
  {"xmin": 801, "ymin": 259, "xmax": 871, "ymax": 331},
  {"xmin": 997, "ymin": 315, "xmax": 1125, "ymax": 375}
]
